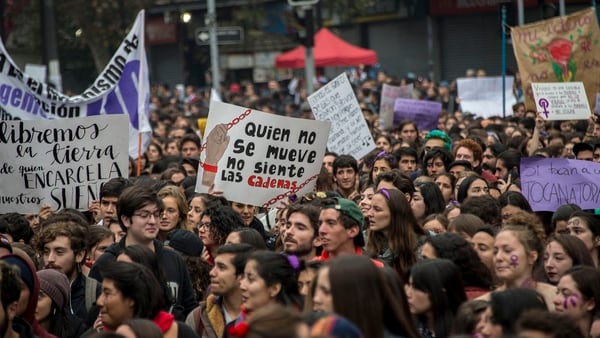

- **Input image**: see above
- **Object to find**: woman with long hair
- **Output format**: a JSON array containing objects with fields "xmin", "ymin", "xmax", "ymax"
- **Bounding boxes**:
[
  {"xmin": 198, "ymin": 204, "xmax": 246, "ymax": 265},
  {"xmin": 405, "ymin": 259, "xmax": 467, "ymax": 338},
  {"xmin": 497, "ymin": 191, "xmax": 533, "ymax": 224},
  {"xmin": 411, "ymin": 182, "xmax": 446, "ymax": 225},
  {"xmin": 238, "ymin": 251, "xmax": 303, "ymax": 319},
  {"xmin": 157, "ymin": 185, "xmax": 190, "ymax": 240},
  {"xmin": 566, "ymin": 211, "xmax": 600, "ymax": 268},
  {"xmin": 487, "ymin": 211, "xmax": 556, "ymax": 309},
  {"xmin": 544, "ymin": 234, "xmax": 594, "ymax": 285},
  {"xmin": 312, "ymin": 255, "xmax": 419, "ymax": 338},
  {"xmin": 366, "ymin": 188, "xmax": 426, "ymax": 278},
  {"xmin": 434, "ymin": 173, "xmax": 456, "ymax": 205},
  {"xmin": 456, "ymin": 175, "xmax": 489, "ymax": 203},
  {"xmin": 553, "ymin": 266, "xmax": 600, "ymax": 337},
  {"xmin": 368, "ymin": 151, "xmax": 396, "ymax": 185}
]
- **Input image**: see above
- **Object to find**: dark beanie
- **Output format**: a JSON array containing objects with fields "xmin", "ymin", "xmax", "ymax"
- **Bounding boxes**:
[
  {"xmin": 1, "ymin": 255, "xmax": 34, "ymax": 292},
  {"xmin": 37, "ymin": 269, "xmax": 70, "ymax": 309}
]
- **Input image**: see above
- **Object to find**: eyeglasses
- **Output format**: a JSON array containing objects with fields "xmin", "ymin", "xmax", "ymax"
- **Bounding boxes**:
[
  {"xmin": 133, "ymin": 211, "xmax": 163, "ymax": 219},
  {"xmin": 197, "ymin": 222, "xmax": 211, "ymax": 230}
]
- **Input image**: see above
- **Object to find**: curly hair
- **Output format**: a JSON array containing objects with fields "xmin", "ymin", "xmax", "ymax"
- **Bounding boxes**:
[{"xmin": 201, "ymin": 204, "xmax": 245, "ymax": 246}]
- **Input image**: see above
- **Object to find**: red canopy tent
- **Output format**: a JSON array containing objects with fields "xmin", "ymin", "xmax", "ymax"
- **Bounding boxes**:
[{"xmin": 275, "ymin": 28, "xmax": 377, "ymax": 68}]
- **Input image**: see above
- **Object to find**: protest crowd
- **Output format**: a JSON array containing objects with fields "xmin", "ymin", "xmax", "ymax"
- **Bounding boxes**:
[{"xmin": 3, "ymin": 43, "xmax": 600, "ymax": 338}]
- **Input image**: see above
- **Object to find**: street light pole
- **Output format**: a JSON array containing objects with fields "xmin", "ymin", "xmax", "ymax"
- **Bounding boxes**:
[
  {"xmin": 207, "ymin": 0, "xmax": 219, "ymax": 92},
  {"xmin": 304, "ymin": 6, "xmax": 315, "ymax": 94}
]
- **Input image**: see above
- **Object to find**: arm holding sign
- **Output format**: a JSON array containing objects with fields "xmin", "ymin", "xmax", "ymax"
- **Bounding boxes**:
[
  {"xmin": 526, "ymin": 113, "xmax": 545, "ymax": 156},
  {"xmin": 584, "ymin": 114, "xmax": 598, "ymax": 142},
  {"xmin": 201, "ymin": 124, "xmax": 230, "ymax": 187}
]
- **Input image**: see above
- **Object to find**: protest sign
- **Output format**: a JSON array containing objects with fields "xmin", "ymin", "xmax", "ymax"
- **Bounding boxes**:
[
  {"xmin": 380, "ymin": 83, "xmax": 413, "ymax": 130},
  {"xmin": 0, "ymin": 115, "xmax": 129, "ymax": 214},
  {"xmin": 457, "ymin": 76, "xmax": 516, "ymax": 117},
  {"xmin": 195, "ymin": 101, "xmax": 331, "ymax": 208},
  {"xmin": 520, "ymin": 157, "xmax": 600, "ymax": 212},
  {"xmin": 307, "ymin": 73, "xmax": 375, "ymax": 159},
  {"xmin": 596, "ymin": 92, "xmax": 600, "ymax": 113},
  {"xmin": 0, "ymin": 10, "xmax": 151, "ymax": 159},
  {"xmin": 511, "ymin": 8, "xmax": 600, "ymax": 112},
  {"xmin": 531, "ymin": 82, "xmax": 591, "ymax": 120},
  {"xmin": 393, "ymin": 98, "xmax": 441, "ymax": 131}
]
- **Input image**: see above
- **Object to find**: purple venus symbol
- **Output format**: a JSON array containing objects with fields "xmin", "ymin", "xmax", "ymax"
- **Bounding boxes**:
[{"xmin": 539, "ymin": 98, "xmax": 550, "ymax": 118}]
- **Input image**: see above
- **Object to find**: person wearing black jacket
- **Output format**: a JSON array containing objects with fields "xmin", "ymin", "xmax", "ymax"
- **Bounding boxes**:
[{"xmin": 89, "ymin": 185, "xmax": 198, "ymax": 320}]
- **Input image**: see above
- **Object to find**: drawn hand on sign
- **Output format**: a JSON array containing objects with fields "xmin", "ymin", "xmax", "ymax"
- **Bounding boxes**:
[{"xmin": 202, "ymin": 124, "xmax": 230, "ymax": 186}]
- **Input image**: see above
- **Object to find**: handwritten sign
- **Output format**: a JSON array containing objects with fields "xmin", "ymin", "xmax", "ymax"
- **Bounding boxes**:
[
  {"xmin": 380, "ymin": 83, "xmax": 413, "ymax": 130},
  {"xmin": 307, "ymin": 73, "xmax": 375, "ymax": 159},
  {"xmin": 457, "ymin": 76, "xmax": 516, "ymax": 118},
  {"xmin": 520, "ymin": 157, "xmax": 600, "ymax": 211},
  {"xmin": 531, "ymin": 82, "xmax": 591, "ymax": 120},
  {"xmin": 393, "ymin": 98, "xmax": 441, "ymax": 132},
  {"xmin": 0, "ymin": 115, "xmax": 129, "ymax": 214},
  {"xmin": 195, "ymin": 101, "xmax": 330, "ymax": 208}
]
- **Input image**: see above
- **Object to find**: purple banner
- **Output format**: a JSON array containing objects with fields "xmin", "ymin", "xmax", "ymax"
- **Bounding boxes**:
[
  {"xmin": 520, "ymin": 157, "xmax": 600, "ymax": 212},
  {"xmin": 393, "ymin": 98, "xmax": 441, "ymax": 132}
]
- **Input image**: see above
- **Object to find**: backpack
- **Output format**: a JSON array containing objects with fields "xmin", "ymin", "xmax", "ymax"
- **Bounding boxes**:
[{"xmin": 84, "ymin": 276, "xmax": 98, "ymax": 311}]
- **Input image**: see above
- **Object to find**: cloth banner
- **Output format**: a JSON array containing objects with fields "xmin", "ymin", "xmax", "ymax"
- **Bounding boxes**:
[
  {"xmin": 511, "ymin": 7, "xmax": 600, "ymax": 112},
  {"xmin": 0, "ymin": 10, "xmax": 151, "ymax": 159}
]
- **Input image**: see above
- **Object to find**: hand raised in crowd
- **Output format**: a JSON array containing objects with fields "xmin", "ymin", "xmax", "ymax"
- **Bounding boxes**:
[
  {"xmin": 89, "ymin": 199, "xmax": 101, "ymax": 222},
  {"xmin": 496, "ymin": 172, "xmax": 513, "ymax": 194},
  {"xmin": 38, "ymin": 204, "xmax": 53, "ymax": 222},
  {"xmin": 535, "ymin": 112, "xmax": 545, "ymax": 130}
]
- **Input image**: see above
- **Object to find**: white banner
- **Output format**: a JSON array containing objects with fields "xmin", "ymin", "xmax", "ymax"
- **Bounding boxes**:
[
  {"xmin": 0, "ymin": 10, "xmax": 151, "ymax": 159},
  {"xmin": 457, "ymin": 76, "xmax": 516, "ymax": 118},
  {"xmin": 307, "ymin": 73, "xmax": 375, "ymax": 159},
  {"xmin": 195, "ymin": 101, "xmax": 331, "ymax": 208},
  {"xmin": 532, "ymin": 82, "xmax": 591, "ymax": 120},
  {"xmin": 0, "ymin": 115, "xmax": 129, "ymax": 214}
]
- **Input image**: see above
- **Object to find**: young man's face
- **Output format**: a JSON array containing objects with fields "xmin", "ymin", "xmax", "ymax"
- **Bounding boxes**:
[
  {"xmin": 455, "ymin": 146, "xmax": 480, "ymax": 168},
  {"xmin": 209, "ymin": 253, "xmax": 239, "ymax": 296},
  {"xmin": 318, "ymin": 209, "xmax": 356, "ymax": 254},
  {"xmin": 181, "ymin": 141, "xmax": 200, "ymax": 158},
  {"xmin": 334, "ymin": 167, "xmax": 357, "ymax": 191},
  {"xmin": 43, "ymin": 235, "xmax": 85, "ymax": 280},
  {"xmin": 398, "ymin": 155, "xmax": 417, "ymax": 175},
  {"xmin": 120, "ymin": 203, "xmax": 161, "ymax": 245},
  {"xmin": 284, "ymin": 212, "xmax": 318, "ymax": 257},
  {"xmin": 100, "ymin": 196, "xmax": 119, "ymax": 225}
]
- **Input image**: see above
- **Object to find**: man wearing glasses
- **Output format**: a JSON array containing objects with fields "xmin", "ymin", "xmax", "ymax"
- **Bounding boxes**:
[{"xmin": 89, "ymin": 185, "xmax": 198, "ymax": 320}]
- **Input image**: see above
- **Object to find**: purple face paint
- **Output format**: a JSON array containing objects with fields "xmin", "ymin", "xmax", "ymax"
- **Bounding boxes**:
[
  {"xmin": 563, "ymin": 293, "xmax": 580, "ymax": 308},
  {"xmin": 509, "ymin": 255, "xmax": 519, "ymax": 268}
]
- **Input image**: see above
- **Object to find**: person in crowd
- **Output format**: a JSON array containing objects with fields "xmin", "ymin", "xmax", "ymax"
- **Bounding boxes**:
[
  {"xmin": 198, "ymin": 204, "xmax": 245, "ymax": 265},
  {"xmin": 366, "ymin": 188, "xmax": 424, "ymax": 278},
  {"xmin": 36, "ymin": 214, "xmax": 101, "ymax": 322},
  {"xmin": 405, "ymin": 259, "xmax": 467, "ymax": 338},
  {"xmin": 544, "ymin": 234, "xmax": 594, "ymax": 285},
  {"xmin": 368, "ymin": 151, "xmax": 396, "ymax": 186},
  {"xmin": 422, "ymin": 214, "xmax": 448, "ymax": 234},
  {"xmin": 358, "ymin": 184, "xmax": 376, "ymax": 216},
  {"xmin": 322, "ymin": 151, "xmax": 338, "ymax": 175},
  {"xmin": 447, "ymin": 213, "xmax": 485, "ymax": 243},
  {"xmin": 421, "ymin": 233, "xmax": 493, "ymax": 299},
  {"xmin": 157, "ymin": 185, "xmax": 190, "ymax": 239},
  {"xmin": 115, "ymin": 319, "xmax": 163, "ymax": 338},
  {"xmin": 143, "ymin": 142, "xmax": 163, "ymax": 174},
  {"xmin": 422, "ymin": 148, "xmax": 453, "ymax": 177},
  {"xmin": 0, "ymin": 260, "xmax": 40, "ymax": 338},
  {"xmin": 472, "ymin": 227, "xmax": 498, "ymax": 275},
  {"xmin": 551, "ymin": 204, "xmax": 581, "ymax": 234},
  {"xmin": 411, "ymin": 182, "xmax": 445, "ymax": 225},
  {"xmin": 94, "ymin": 177, "xmax": 131, "ymax": 226},
  {"xmin": 185, "ymin": 243, "xmax": 254, "ymax": 337},
  {"xmin": 394, "ymin": 147, "xmax": 419, "ymax": 175},
  {"xmin": 456, "ymin": 175, "xmax": 489, "ymax": 203},
  {"xmin": 316, "ymin": 196, "xmax": 383, "ymax": 266},
  {"xmin": 331, "ymin": 154, "xmax": 359, "ymax": 200},
  {"xmin": 94, "ymin": 262, "xmax": 197, "ymax": 337},
  {"xmin": 225, "ymin": 228, "xmax": 267, "ymax": 250},
  {"xmin": 397, "ymin": 120, "xmax": 420, "ymax": 144},
  {"xmin": 453, "ymin": 138, "xmax": 496, "ymax": 182},
  {"xmin": 309, "ymin": 313, "xmax": 363, "ymax": 338},
  {"xmin": 90, "ymin": 185, "xmax": 197, "ymax": 321},
  {"xmin": 453, "ymin": 300, "xmax": 488, "ymax": 337},
  {"xmin": 36, "ymin": 269, "xmax": 88, "ymax": 337},
  {"xmin": 434, "ymin": 173, "xmax": 456, "ymax": 205},
  {"xmin": 459, "ymin": 195, "xmax": 502, "ymax": 229},
  {"xmin": 481, "ymin": 143, "xmax": 508, "ymax": 173},
  {"xmin": 238, "ymin": 251, "xmax": 303, "ymax": 320},
  {"xmin": 0, "ymin": 213, "xmax": 34, "ymax": 245},
  {"xmin": 374, "ymin": 134, "xmax": 393, "ymax": 152},
  {"xmin": 375, "ymin": 169, "xmax": 416, "ymax": 202},
  {"xmin": 516, "ymin": 309, "xmax": 585, "ymax": 338},
  {"xmin": 480, "ymin": 288, "xmax": 547, "ymax": 338},
  {"xmin": 422, "ymin": 130, "xmax": 452, "ymax": 154},
  {"xmin": 566, "ymin": 211, "xmax": 600, "ymax": 268},
  {"xmin": 312, "ymin": 255, "xmax": 419, "ymax": 338},
  {"xmin": 83, "ymin": 226, "xmax": 115, "ymax": 276},
  {"xmin": 553, "ymin": 266, "xmax": 600, "ymax": 337},
  {"xmin": 283, "ymin": 203, "xmax": 321, "ymax": 262},
  {"xmin": 484, "ymin": 212, "xmax": 556, "ymax": 309},
  {"xmin": 228, "ymin": 304, "xmax": 309, "ymax": 338},
  {"xmin": 230, "ymin": 202, "xmax": 275, "ymax": 249},
  {"xmin": 497, "ymin": 191, "xmax": 533, "ymax": 224},
  {"xmin": 179, "ymin": 133, "xmax": 202, "ymax": 158}
]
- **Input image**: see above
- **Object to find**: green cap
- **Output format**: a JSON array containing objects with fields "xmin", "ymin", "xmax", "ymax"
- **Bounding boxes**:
[{"xmin": 322, "ymin": 197, "xmax": 364, "ymax": 226}]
